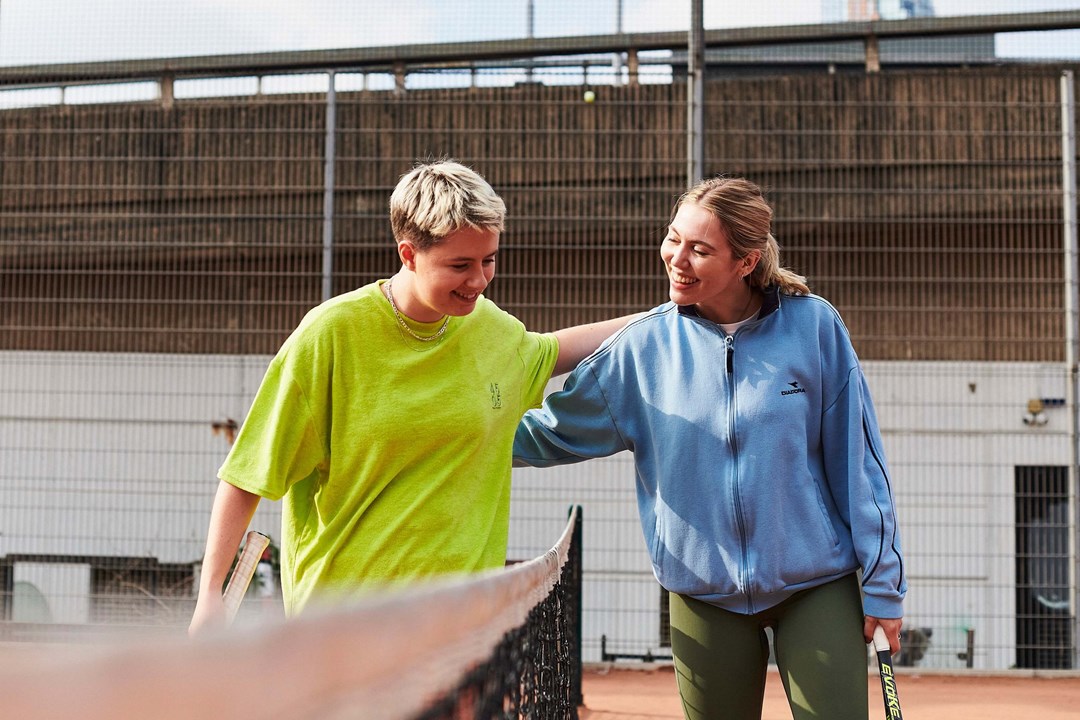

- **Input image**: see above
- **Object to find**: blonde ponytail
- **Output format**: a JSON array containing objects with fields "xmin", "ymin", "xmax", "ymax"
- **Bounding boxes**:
[{"xmin": 751, "ymin": 234, "xmax": 809, "ymax": 295}]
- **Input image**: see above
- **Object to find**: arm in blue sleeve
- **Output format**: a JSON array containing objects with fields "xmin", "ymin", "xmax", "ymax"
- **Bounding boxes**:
[
  {"xmin": 822, "ymin": 365, "xmax": 906, "ymax": 619},
  {"xmin": 513, "ymin": 363, "xmax": 629, "ymax": 467}
]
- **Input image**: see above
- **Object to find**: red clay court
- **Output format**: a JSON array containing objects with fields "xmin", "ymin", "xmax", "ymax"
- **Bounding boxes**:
[{"xmin": 581, "ymin": 665, "xmax": 1080, "ymax": 719}]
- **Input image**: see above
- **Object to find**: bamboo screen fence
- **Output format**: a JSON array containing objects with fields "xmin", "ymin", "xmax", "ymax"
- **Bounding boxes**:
[{"xmin": 1, "ymin": 69, "xmax": 1070, "ymax": 360}]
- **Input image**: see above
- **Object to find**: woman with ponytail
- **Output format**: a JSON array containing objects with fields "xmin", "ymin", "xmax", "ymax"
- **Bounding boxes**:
[{"xmin": 514, "ymin": 175, "xmax": 905, "ymax": 720}]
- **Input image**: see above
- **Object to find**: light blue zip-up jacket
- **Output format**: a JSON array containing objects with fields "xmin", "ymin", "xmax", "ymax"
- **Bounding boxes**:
[{"xmin": 514, "ymin": 287, "xmax": 905, "ymax": 619}]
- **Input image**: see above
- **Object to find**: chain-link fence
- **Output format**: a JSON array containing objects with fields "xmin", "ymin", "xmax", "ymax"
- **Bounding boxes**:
[{"xmin": 2, "ymin": 14, "xmax": 1079, "ymax": 670}]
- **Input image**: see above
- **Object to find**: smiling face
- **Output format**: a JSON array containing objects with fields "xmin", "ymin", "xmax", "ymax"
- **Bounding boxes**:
[
  {"xmin": 661, "ymin": 202, "xmax": 760, "ymax": 323},
  {"xmin": 394, "ymin": 225, "xmax": 499, "ymax": 322}
]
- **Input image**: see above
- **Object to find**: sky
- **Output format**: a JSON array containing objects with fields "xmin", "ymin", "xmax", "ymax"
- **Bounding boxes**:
[{"xmin": 0, "ymin": 0, "xmax": 1078, "ymax": 67}]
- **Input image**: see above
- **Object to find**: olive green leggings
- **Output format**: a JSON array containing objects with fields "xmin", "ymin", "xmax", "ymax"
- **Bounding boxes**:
[{"xmin": 669, "ymin": 574, "xmax": 868, "ymax": 720}]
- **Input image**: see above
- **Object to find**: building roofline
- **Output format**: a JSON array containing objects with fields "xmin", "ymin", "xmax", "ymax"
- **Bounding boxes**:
[{"xmin": 0, "ymin": 10, "xmax": 1077, "ymax": 87}]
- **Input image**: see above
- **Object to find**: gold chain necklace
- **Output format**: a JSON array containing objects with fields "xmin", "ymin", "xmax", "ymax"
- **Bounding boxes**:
[{"xmin": 385, "ymin": 277, "xmax": 450, "ymax": 343}]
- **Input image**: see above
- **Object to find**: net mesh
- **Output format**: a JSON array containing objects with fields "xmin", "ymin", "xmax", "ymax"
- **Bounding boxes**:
[
  {"xmin": 0, "ymin": 507, "xmax": 583, "ymax": 720},
  {"xmin": 415, "ymin": 508, "xmax": 582, "ymax": 720}
]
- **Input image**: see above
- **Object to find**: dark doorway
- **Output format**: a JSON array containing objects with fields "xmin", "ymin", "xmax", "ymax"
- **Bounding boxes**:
[{"xmin": 1015, "ymin": 465, "xmax": 1073, "ymax": 669}]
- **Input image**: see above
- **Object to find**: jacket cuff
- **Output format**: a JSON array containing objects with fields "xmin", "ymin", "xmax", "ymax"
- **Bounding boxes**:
[{"xmin": 863, "ymin": 593, "xmax": 904, "ymax": 619}]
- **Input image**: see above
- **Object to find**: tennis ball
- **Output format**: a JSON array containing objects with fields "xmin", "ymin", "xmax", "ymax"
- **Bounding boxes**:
[{"xmin": 583, "ymin": 90, "xmax": 596, "ymax": 103}]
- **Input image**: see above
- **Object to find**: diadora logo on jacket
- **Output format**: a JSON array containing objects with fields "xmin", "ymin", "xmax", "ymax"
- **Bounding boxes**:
[{"xmin": 780, "ymin": 381, "xmax": 807, "ymax": 396}]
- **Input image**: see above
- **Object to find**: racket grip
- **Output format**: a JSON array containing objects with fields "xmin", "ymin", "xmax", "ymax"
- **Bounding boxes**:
[
  {"xmin": 872, "ymin": 625, "xmax": 892, "ymax": 654},
  {"xmin": 222, "ymin": 531, "xmax": 271, "ymax": 624}
]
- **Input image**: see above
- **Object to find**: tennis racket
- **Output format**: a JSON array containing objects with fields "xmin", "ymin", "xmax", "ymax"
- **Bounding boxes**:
[
  {"xmin": 222, "ymin": 530, "xmax": 271, "ymax": 625},
  {"xmin": 872, "ymin": 626, "xmax": 903, "ymax": 720}
]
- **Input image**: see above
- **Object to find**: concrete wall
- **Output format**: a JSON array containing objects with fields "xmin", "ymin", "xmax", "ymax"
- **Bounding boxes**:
[{"xmin": 1, "ymin": 351, "xmax": 1074, "ymax": 667}]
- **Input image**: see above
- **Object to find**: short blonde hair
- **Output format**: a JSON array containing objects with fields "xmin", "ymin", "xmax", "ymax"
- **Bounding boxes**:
[
  {"xmin": 389, "ymin": 160, "xmax": 506, "ymax": 250},
  {"xmin": 676, "ymin": 176, "xmax": 810, "ymax": 296}
]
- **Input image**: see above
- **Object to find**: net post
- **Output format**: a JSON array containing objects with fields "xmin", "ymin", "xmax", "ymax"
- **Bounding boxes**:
[{"xmin": 568, "ymin": 504, "xmax": 584, "ymax": 709}]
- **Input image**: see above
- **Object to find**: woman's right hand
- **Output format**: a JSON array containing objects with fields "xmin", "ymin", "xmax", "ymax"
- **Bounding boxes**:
[{"xmin": 188, "ymin": 591, "xmax": 228, "ymax": 637}]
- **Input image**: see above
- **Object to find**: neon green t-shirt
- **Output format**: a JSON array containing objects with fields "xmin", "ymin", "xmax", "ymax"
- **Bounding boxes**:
[{"xmin": 219, "ymin": 281, "xmax": 559, "ymax": 614}]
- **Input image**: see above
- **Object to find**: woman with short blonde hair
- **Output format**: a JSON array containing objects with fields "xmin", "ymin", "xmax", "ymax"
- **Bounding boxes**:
[{"xmin": 191, "ymin": 159, "xmax": 635, "ymax": 631}]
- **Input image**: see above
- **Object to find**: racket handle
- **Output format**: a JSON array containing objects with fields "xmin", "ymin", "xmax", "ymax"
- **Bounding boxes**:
[
  {"xmin": 872, "ymin": 625, "xmax": 892, "ymax": 653},
  {"xmin": 222, "ymin": 531, "xmax": 270, "ymax": 624},
  {"xmin": 872, "ymin": 626, "xmax": 904, "ymax": 720}
]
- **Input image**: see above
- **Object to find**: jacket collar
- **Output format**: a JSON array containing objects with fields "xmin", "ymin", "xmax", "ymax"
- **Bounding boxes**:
[{"xmin": 676, "ymin": 284, "xmax": 782, "ymax": 321}]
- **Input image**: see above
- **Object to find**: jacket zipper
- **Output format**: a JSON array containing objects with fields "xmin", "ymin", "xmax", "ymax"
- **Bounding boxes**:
[{"xmin": 725, "ymin": 332, "xmax": 753, "ymax": 613}]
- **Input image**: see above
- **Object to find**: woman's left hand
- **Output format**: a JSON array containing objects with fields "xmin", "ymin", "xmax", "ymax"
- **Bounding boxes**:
[{"xmin": 864, "ymin": 615, "xmax": 903, "ymax": 656}]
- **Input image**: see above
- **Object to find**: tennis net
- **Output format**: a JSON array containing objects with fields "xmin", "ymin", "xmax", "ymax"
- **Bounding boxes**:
[
  {"xmin": 0, "ymin": 506, "xmax": 584, "ymax": 720},
  {"xmin": 415, "ymin": 504, "xmax": 583, "ymax": 719}
]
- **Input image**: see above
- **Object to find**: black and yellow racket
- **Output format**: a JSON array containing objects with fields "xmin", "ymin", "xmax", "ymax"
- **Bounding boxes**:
[{"xmin": 872, "ymin": 626, "xmax": 904, "ymax": 720}]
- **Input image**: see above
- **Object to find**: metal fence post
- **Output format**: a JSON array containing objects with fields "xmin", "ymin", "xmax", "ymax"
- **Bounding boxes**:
[
  {"xmin": 687, "ymin": 0, "xmax": 704, "ymax": 188},
  {"xmin": 1061, "ymin": 69, "xmax": 1079, "ymax": 670},
  {"xmin": 322, "ymin": 70, "xmax": 337, "ymax": 303}
]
